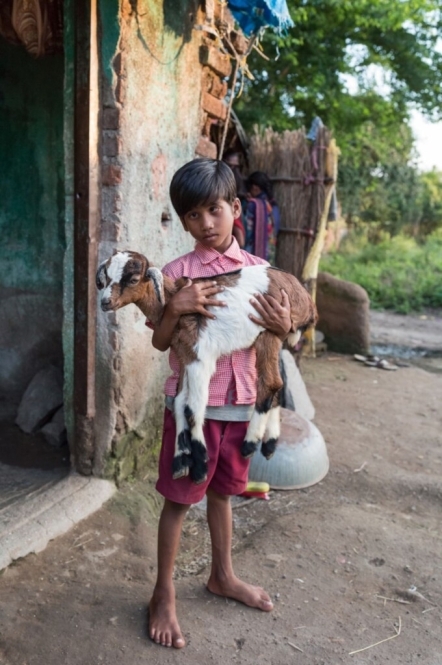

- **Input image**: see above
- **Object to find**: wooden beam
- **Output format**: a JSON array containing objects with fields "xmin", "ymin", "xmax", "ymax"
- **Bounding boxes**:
[{"xmin": 73, "ymin": 0, "xmax": 99, "ymax": 474}]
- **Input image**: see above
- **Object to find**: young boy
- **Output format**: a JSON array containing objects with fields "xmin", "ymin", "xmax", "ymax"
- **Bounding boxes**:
[{"xmin": 148, "ymin": 158, "xmax": 292, "ymax": 649}]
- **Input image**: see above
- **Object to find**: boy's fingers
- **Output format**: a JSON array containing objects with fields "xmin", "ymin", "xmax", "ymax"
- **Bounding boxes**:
[
  {"xmin": 251, "ymin": 294, "xmax": 273, "ymax": 316},
  {"xmin": 204, "ymin": 298, "xmax": 226, "ymax": 307},
  {"xmin": 199, "ymin": 307, "xmax": 217, "ymax": 319},
  {"xmin": 281, "ymin": 289, "xmax": 290, "ymax": 307},
  {"xmin": 248, "ymin": 313, "xmax": 265, "ymax": 326}
]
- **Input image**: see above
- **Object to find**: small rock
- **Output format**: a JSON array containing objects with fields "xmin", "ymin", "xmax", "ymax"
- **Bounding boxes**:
[{"xmin": 16, "ymin": 365, "xmax": 63, "ymax": 433}]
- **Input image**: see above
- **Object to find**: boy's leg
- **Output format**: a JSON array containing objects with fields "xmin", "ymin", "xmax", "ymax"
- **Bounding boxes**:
[
  {"xmin": 205, "ymin": 488, "xmax": 273, "ymax": 611},
  {"xmin": 149, "ymin": 498, "xmax": 190, "ymax": 648}
]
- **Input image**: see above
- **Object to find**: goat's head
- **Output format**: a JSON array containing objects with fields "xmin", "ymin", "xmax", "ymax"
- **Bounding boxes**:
[{"xmin": 96, "ymin": 250, "xmax": 165, "ymax": 312}]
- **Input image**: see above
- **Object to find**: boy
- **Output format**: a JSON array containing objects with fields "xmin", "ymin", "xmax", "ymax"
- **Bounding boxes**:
[{"xmin": 148, "ymin": 158, "xmax": 292, "ymax": 648}]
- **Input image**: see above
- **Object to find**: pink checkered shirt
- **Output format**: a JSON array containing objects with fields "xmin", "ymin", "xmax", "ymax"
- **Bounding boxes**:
[{"xmin": 148, "ymin": 238, "xmax": 268, "ymax": 406}]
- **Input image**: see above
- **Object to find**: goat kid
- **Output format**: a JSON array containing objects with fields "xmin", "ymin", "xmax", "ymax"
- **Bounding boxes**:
[{"xmin": 96, "ymin": 251, "xmax": 317, "ymax": 485}]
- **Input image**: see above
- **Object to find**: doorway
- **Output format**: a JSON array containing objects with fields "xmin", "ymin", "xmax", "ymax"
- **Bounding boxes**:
[{"xmin": 0, "ymin": 35, "xmax": 69, "ymax": 475}]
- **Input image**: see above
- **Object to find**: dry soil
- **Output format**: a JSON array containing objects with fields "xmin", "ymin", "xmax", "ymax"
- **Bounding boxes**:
[{"xmin": 0, "ymin": 353, "xmax": 441, "ymax": 665}]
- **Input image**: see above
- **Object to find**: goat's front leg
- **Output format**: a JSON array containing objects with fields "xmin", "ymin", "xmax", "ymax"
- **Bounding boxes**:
[
  {"xmin": 241, "ymin": 332, "xmax": 283, "ymax": 459},
  {"xmin": 184, "ymin": 356, "xmax": 216, "ymax": 484},
  {"xmin": 172, "ymin": 372, "xmax": 192, "ymax": 480}
]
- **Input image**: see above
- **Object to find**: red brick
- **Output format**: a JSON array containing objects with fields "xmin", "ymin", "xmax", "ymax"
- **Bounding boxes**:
[
  {"xmin": 195, "ymin": 137, "xmax": 218, "ymax": 159},
  {"xmin": 102, "ymin": 165, "xmax": 122, "ymax": 186},
  {"xmin": 230, "ymin": 30, "xmax": 249, "ymax": 55},
  {"xmin": 202, "ymin": 92, "xmax": 227, "ymax": 120},
  {"xmin": 103, "ymin": 134, "xmax": 120, "ymax": 157},
  {"xmin": 200, "ymin": 45, "xmax": 232, "ymax": 78},
  {"xmin": 100, "ymin": 221, "xmax": 122, "ymax": 242},
  {"xmin": 210, "ymin": 76, "xmax": 228, "ymax": 99},
  {"xmin": 103, "ymin": 108, "xmax": 120, "ymax": 130}
]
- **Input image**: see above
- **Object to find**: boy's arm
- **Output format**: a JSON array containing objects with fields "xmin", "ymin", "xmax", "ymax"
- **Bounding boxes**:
[
  {"xmin": 248, "ymin": 290, "xmax": 292, "ymax": 341},
  {"xmin": 151, "ymin": 279, "xmax": 226, "ymax": 352}
]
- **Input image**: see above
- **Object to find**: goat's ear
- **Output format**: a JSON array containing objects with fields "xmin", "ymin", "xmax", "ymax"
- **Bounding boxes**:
[
  {"xmin": 146, "ymin": 267, "xmax": 164, "ymax": 305},
  {"xmin": 96, "ymin": 261, "xmax": 107, "ymax": 290}
]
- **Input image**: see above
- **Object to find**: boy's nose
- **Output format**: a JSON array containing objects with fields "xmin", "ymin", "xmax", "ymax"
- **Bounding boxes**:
[{"xmin": 201, "ymin": 214, "xmax": 214, "ymax": 229}]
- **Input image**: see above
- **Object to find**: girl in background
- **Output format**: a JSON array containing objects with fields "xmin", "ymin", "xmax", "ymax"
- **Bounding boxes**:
[{"xmin": 245, "ymin": 171, "xmax": 280, "ymax": 264}]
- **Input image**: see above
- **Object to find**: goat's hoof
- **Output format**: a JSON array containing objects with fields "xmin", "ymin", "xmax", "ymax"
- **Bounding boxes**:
[
  {"xmin": 189, "ymin": 467, "xmax": 208, "ymax": 485},
  {"xmin": 172, "ymin": 453, "xmax": 191, "ymax": 480},
  {"xmin": 177, "ymin": 429, "xmax": 192, "ymax": 455},
  {"xmin": 190, "ymin": 439, "xmax": 209, "ymax": 463},
  {"xmin": 261, "ymin": 438, "xmax": 278, "ymax": 460},
  {"xmin": 240, "ymin": 440, "xmax": 258, "ymax": 458},
  {"xmin": 188, "ymin": 439, "xmax": 209, "ymax": 484}
]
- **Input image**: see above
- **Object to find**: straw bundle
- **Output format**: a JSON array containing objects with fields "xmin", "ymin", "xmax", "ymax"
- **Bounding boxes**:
[{"xmin": 248, "ymin": 126, "xmax": 334, "ymax": 280}]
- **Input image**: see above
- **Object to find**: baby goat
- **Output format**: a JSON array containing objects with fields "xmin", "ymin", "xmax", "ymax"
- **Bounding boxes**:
[{"xmin": 96, "ymin": 251, "xmax": 317, "ymax": 485}]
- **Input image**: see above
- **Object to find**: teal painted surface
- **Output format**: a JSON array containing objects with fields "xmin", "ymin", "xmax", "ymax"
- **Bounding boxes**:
[
  {"xmin": 0, "ymin": 40, "xmax": 65, "ymax": 292},
  {"xmin": 98, "ymin": 0, "xmax": 120, "ymax": 82},
  {"xmin": 62, "ymin": 0, "xmax": 75, "ymax": 447}
]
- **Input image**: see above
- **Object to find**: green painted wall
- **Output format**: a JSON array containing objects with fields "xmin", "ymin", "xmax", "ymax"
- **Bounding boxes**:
[
  {"xmin": 62, "ymin": 0, "xmax": 75, "ymax": 447},
  {"xmin": 0, "ymin": 39, "xmax": 65, "ymax": 293}
]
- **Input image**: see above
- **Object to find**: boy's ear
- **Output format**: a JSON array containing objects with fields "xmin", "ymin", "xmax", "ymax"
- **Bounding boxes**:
[
  {"xmin": 180, "ymin": 217, "xmax": 189, "ymax": 232},
  {"xmin": 232, "ymin": 197, "xmax": 242, "ymax": 218}
]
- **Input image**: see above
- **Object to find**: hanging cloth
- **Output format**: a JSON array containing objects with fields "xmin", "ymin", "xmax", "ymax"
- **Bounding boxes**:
[{"xmin": 227, "ymin": 0, "xmax": 294, "ymax": 37}]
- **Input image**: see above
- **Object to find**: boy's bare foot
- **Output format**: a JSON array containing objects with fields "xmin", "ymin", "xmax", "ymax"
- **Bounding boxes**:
[
  {"xmin": 207, "ymin": 573, "xmax": 274, "ymax": 611},
  {"xmin": 148, "ymin": 587, "xmax": 185, "ymax": 648}
]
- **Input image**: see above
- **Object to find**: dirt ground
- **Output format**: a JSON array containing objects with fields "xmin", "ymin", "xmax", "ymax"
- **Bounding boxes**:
[{"xmin": 1, "ymin": 352, "xmax": 442, "ymax": 665}]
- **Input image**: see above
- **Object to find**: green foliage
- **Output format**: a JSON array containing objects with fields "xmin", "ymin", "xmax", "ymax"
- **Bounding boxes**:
[
  {"xmin": 320, "ymin": 231, "xmax": 442, "ymax": 313},
  {"xmin": 236, "ymin": 0, "xmax": 442, "ymax": 131},
  {"xmin": 234, "ymin": 1, "xmax": 442, "ymax": 232}
]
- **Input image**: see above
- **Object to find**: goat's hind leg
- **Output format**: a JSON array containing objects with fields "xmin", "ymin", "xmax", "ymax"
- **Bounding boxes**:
[
  {"xmin": 241, "ymin": 333, "xmax": 283, "ymax": 459},
  {"xmin": 172, "ymin": 373, "xmax": 192, "ymax": 480},
  {"xmin": 261, "ymin": 397, "xmax": 281, "ymax": 460},
  {"xmin": 184, "ymin": 358, "xmax": 214, "ymax": 484}
]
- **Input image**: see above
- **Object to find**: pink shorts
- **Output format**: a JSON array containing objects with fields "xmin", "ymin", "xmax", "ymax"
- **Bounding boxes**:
[{"xmin": 156, "ymin": 409, "xmax": 251, "ymax": 505}]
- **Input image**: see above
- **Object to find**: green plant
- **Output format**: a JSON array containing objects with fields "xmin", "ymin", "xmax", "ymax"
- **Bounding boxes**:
[{"xmin": 320, "ymin": 231, "xmax": 442, "ymax": 313}]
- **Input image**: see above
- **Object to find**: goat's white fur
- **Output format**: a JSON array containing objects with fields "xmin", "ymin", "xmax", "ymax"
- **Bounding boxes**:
[{"xmin": 97, "ymin": 251, "xmax": 316, "ymax": 485}]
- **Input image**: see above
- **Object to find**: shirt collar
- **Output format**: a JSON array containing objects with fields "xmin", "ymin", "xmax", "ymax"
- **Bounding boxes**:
[{"xmin": 194, "ymin": 237, "xmax": 243, "ymax": 265}]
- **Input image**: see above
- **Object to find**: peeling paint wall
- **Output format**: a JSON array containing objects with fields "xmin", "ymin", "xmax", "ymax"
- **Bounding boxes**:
[
  {"xmin": 0, "ymin": 37, "xmax": 65, "ymax": 408},
  {"xmin": 0, "ymin": 40, "xmax": 65, "ymax": 292},
  {"xmin": 94, "ymin": 0, "xmax": 203, "ymax": 478}
]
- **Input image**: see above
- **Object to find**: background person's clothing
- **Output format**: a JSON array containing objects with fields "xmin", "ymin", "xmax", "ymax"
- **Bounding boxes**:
[{"xmin": 245, "ymin": 194, "xmax": 280, "ymax": 264}]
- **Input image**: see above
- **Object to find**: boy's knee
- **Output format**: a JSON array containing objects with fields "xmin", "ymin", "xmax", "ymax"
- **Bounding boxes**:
[
  {"xmin": 164, "ymin": 498, "xmax": 191, "ymax": 514},
  {"xmin": 206, "ymin": 488, "xmax": 230, "ymax": 503}
]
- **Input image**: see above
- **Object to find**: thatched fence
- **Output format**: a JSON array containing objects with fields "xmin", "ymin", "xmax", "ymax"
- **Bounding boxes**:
[
  {"xmin": 248, "ymin": 125, "xmax": 340, "ymax": 354},
  {"xmin": 248, "ymin": 125, "xmax": 339, "ymax": 283}
]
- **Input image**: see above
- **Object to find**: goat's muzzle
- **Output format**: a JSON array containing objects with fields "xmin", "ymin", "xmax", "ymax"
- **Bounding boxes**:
[{"xmin": 100, "ymin": 299, "xmax": 115, "ymax": 312}]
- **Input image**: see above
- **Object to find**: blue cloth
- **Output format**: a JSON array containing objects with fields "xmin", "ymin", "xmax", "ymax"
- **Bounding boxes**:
[
  {"xmin": 227, "ymin": 0, "xmax": 294, "ymax": 36},
  {"xmin": 306, "ymin": 116, "xmax": 324, "ymax": 141}
]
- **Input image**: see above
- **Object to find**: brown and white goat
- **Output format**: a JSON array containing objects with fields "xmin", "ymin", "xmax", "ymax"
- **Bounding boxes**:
[{"xmin": 96, "ymin": 251, "xmax": 317, "ymax": 485}]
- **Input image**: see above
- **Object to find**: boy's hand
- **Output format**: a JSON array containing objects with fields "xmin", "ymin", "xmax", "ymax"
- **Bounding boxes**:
[
  {"xmin": 167, "ymin": 279, "xmax": 226, "ymax": 319},
  {"xmin": 249, "ymin": 289, "xmax": 292, "ymax": 340}
]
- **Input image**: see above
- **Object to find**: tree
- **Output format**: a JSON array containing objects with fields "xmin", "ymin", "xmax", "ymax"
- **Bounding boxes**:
[
  {"xmin": 235, "ymin": 0, "xmax": 442, "ymax": 132},
  {"xmin": 234, "ymin": 0, "xmax": 442, "ymax": 232}
]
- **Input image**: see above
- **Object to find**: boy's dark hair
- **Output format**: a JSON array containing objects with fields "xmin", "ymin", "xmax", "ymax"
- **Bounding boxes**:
[{"xmin": 170, "ymin": 158, "xmax": 237, "ymax": 218}]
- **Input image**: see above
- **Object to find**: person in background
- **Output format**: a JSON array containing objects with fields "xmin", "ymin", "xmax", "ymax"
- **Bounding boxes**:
[
  {"xmin": 245, "ymin": 171, "xmax": 280, "ymax": 265},
  {"xmin": 222, "ymin": 150, "xmax": 247, "ymax": 247}
]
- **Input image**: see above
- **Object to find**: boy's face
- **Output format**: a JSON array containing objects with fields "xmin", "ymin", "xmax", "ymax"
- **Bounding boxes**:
[{"xmin": 181, "ymin": 198, "xmax": 241, "ymax": 254}]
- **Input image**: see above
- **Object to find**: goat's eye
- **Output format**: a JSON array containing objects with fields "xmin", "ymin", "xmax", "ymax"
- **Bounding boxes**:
[{"xmin": 130, "ymin": 277, "xmax": 139, "ymax": 285}]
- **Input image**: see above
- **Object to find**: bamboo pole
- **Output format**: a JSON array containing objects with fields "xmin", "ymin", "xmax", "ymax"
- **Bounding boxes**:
[{"xmin": 302, "ymin": 138, "xmax": 340, "ymax": 356}]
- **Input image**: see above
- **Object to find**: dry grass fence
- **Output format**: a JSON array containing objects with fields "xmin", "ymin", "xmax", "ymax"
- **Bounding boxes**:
[{"xmin": 248, "ymin": 126, "xmax": 338, "ymax": 283}]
